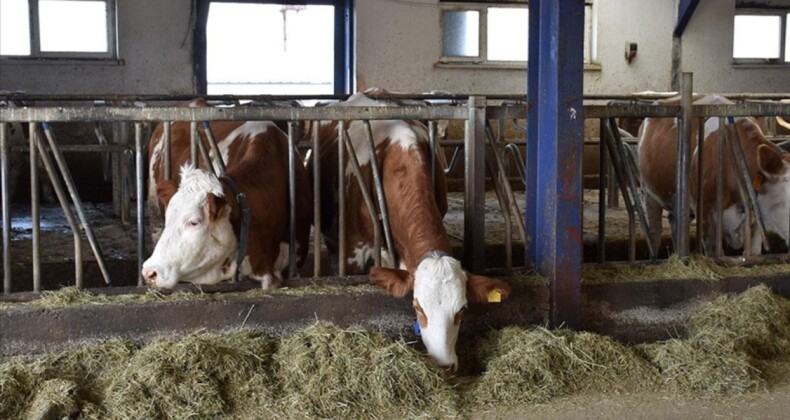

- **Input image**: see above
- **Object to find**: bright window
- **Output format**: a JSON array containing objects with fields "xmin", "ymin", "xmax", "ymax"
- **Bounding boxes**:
[
  {"xmin": 0, "ymin": 0, "xmax": 115, "ymax": 58},
  {"xmin": 733, "ymin": 10, "xmax": 790, "ymax": 63},
  {"xmin": 206, "ymin": 3, "xmax": 335, "ymax": 95},
  {"xmin": 439, "ymin": 1, "xmax": 594, "ymax": 65}
]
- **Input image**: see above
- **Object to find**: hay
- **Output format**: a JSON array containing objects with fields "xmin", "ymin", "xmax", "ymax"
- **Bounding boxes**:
[
  {"xmin": 26, "ymin": 378, "xmax": 80, "ymax": 420},
  {"xmin": 468, "ymin": 327, "xmax": 658, "ymax": 405},
  {"xmin": 582, "ymin": 255, "xmax": 724, "ymax": 284},
  {"xmin": 274, "ymin": 322, "xmax": 460, "ymax": 419}
]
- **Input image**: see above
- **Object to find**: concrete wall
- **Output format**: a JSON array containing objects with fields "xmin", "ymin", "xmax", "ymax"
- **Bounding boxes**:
[
  {"xmin": 0, "ymin": 0, "xmax": 194, "ymax": 95},
  {"xmin": 0, "ymin": 0, "xmax": 786, "ymax": 96}
]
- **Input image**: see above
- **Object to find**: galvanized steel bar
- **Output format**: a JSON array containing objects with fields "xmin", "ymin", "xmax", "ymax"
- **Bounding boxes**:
[
  {"xmin": 1, "ymin": 123, "xmax": 10, "ymax": 294},
  {"xmin": 363, "ymin": 120, "xmax": 395, "ymax": 268},
  {"xmin": 42, "ymin": 123, "xmax": 111, "ymax": 286},
  {"xmin": 135, "ymin": 123, "xmax": 145, "ymax": 286},
  {"xmin": 496, "ymin": 117, "xmax": 512, "ymax": 273},
  {"xmin": 287, "ymin": 122, "xmax": 298, "ymax": 278},
  {"xmin": 93, "ymin": 123, "xmax": 111, "ymax": 182},
  {"xmin": 728, "ymin": 123, "xmax": 771, "ymax": 253},
  {"xmin": 429, "ymin": 120, "xmax": 437, "ymax": 190},
  {"xmin": 190, "ymin": 121, "xmax": 200, "ymax": 167},
  {"xmin": 715, "ymin": 118, "xmax": 725, "ymax": 257},
  {"xmin": 111, "ymin": 122, "xmax": 123, "ymax": 217},
  {"xmin": 724, "ymin": 128, "xmax": 755, "ymax": 256},
  {"xmin": 342, "ymin": 127, "xmax": 382, "ymax": 268},
  {"xmin": 202, "ymin": 121, "xmax": 226, "ymax": 174},
  {"xmin": 603, "ymin": 122, "xmax": 638, "ymax": 262},
  {"xmin": 30, "ymin": 124, "xmax": 41, "ymax": 292},
  {"xmin": 674, "ymin": 73, "xmax": 693, "ymax": 257},
  {"xmin": 464, "ymin": 96, "xmax": 486, "ymax": 272},
  {"xmin": 163, "ymin": 121, "xmax": 172, "ymax": 180},
  {"xmin": 696, "ymin": 119, "xmax": 704, "ymax": 254},
  {"xmin": 598, "ymin": 119, "xmax": 607, "ymax": 263},
  {"xmin": 485, "ymin": 121, "xmax": 527, "ymax": 247},
  {"xmin": 194, "ymin": 127, "xmax": 216, "ymax": 177},
  {"xmin": 34, "ymin": 126, "xmax": 83, "ymax": 288},
  {"xmin": 312, "ymin": 121, "xmax": 322, "ymax": 277},
  {"xmin": 121, "ymin": 150, "xmax": 132, "ymax": 225},
  {"xmin": 338, "ymin": 121, "xmax": 346, "ymax": 276}
]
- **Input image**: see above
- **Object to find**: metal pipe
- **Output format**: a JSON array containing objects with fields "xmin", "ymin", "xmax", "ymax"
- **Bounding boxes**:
[
  {"xmin": 429, "ymin": 120, "xmax": 436, "ymax": 190},
  {"xmin": 485, "ymin": 122, "xmax": 527, "ymax": 246},
  {"xmin": 342, "ymin": 127, "xmax": 382, "ymax": 268},
  {"xmin": 715, "ymin": 118, "xmax": 725, "ymax": 257},
  {"xmin": 1, "ymin": 123, "xmax": 10, "ymax": 294},
  {"xmin": 34, "ymin": 126, "xmax": 83, "ymax": 288},
  {"xmin": 496, "ymin": 117, "xmax": 512, "ymax": 273},
  {"xmin": 696, "ymin": 118, "xmax": 704, "ymax": 254},
  {"xmin": 163, "ymin": 121, "xmax": 172, "ymax": 180},
  {"xmin": 202, "ymin": 121, "xmax": 226, "ymax": 175},
  {"xmin": 674, "ymin": 73, "xmax": 693, "ymax": 257},
  {"xmin": 190, "ymin": 121, "xmax": 198, "ymax": 166},
  {"xmin": 338, "ymin": 121, "xmax": 346, "ymax": 276},
  {"xmin": 287, "ymin": 121, "xmax": 298, "ymax": 278},
  {"xmin": 729, "ymin": 122, "xmax": 771, "ymax": 252},
  {"xmin": 194, "ymin": 127, "xmax": 217, "ymax": 177},
  {"xmin": 444, "ymin": 146, "xmax": 462, "ymax": 175},
  {"xmin": 603, "ymin": 121, "xmax": 638, "ymax": 263},
  {"xmin": 312, "ymin": 121, "xmax": 322, "ymax": 277},
  {"xmin": 30, "ymin": 123, "xmax": 41, "ymax": 292},
  {"xmin": 598, "ymin": 119, "xmax": 607, "ymax": 263},
  {"xmin": 135, "ymin": 123, "xmax": 145, "ymax": 286},
  {"xmin": 724, "ymin": 128, "xmax": 754, "ymax": 256},
  {"xmin": 464, "ymin": 96, "xmax": 486, "ymax": 272},
  {"xmin": 503, "ymin": 143, "xmax": 527, "ymax": 186},
  {"xmin": 111, "ymin": 122, "xmax": 123, "ymax": 217},
  {"xmin": 93, "ymin": 123, "xmax": 111, "ymax": 182},
  {"xmin": 484, "ymin": 141, "xmax": 512, "ymax": 273},
  {"xmin": 121, "ymin": 150, "xmax": 131, "ymax": 225},
  {"xmin": 363, "ymin": 120, "xmax": 396, "ymax": 267}
]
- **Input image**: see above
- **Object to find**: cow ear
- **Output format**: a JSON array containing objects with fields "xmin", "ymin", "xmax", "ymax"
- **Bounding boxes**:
[
  {"xmin": 206, "ymin": 193, "xmax": 228, "ymax": 221},
  {"xmin": 757, "ymin": 144, "xmax": 785, "ymax": 178},
  {"xmin": 370, "ymin": 266, "xmax": 413, "ymax": 298},
  {"xmin": 466, "ymin": 273, "xmax": 511, "ymax": 303},
  {"xmin": 156, "ymin": 179, "xmax": 179, "ymax": 210}
]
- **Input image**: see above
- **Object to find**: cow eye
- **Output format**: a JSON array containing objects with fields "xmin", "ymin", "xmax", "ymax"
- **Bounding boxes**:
[{"xmin": 187, "ymin": 219, "xmax": 200, "ymax": 227}]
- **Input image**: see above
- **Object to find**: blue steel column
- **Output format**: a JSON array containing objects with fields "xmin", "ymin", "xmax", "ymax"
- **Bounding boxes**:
[{"xmin": 526, "ymin": 0, "xmax": 584, "ymax": 329}]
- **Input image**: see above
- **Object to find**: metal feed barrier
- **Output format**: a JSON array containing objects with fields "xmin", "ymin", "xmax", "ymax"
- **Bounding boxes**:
[{"xmin": 2, "ymin": 91, "xmax": 790, "ymax": 295}]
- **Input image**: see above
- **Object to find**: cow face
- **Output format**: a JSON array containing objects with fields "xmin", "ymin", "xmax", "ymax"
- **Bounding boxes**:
[
  {"xmin": 755, "ymin": 144, "xmax": 790, "ymax": 248},
  {"xmin": 370, "ymin": 255, "xmax": 511, "ymax": 372},
  {"xmin": 142, "ymin": 166, "xmax": 236, "ymax": 288}
]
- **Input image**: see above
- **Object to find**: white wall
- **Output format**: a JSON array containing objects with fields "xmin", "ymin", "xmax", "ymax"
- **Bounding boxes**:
[
  {"xmin": 0, "ymin": 0, "xmax": 194, "ymax": 95},
  {"xmin": 0, "ymin": 0, "xmax": 786, "ymax": 96}
]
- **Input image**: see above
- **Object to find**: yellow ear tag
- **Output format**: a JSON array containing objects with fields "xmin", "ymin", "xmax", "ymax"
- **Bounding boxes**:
[{"xmin": 487, "ymin": 289, "xmax": 502, "ymax": 303}]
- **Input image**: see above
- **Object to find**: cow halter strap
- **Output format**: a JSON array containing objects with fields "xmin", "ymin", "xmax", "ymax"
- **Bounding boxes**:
[
  {"xmin": 418, "ymin": 250, "xmax": 450, "ymax": 266},
  {"xmin": 219, "ymin": 175, "xmax": 250, "ymax": 283}
]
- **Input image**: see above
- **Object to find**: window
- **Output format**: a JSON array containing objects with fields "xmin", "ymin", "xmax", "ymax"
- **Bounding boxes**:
[
  {"xmin": 439, "ymin": 1, "xmax": 594, "ymax": 66},
  {"xmin": 733, "ymin": 8, "xmax": 790, "ymax": 63},
  {"xmin": 0, "ymin": 0, "xmax": 116, "ymax": 58}
]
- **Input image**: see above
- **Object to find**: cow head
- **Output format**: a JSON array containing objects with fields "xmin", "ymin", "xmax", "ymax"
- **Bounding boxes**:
[
  {"xmin": 142, "ymin": 165, "xmax": 236, "ymax": 288},
  {"xmin": 370, "ymin": 254, "xmax": 511, "ymax": 372},
  {"xmin": 754, "ymin": 142, "xmax": 790, "ymax": 248}
]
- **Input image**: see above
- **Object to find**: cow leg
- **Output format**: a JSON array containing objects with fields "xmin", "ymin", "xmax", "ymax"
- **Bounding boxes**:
[{"xmin": 644, "ymin": 194, "xmax": 664, "ymax": 256}]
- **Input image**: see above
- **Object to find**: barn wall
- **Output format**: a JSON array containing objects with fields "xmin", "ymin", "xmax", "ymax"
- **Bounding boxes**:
[
  {"xmin": 0, "ymin": 0, "xmax": 786, "ymax": 96},
  {"xmin": 682, "ymin": 0, "xmax": 790, "ymax": 93},
  {"xmin": 0, "ymin": 0, "xmax": 194, "ymax": 95}
]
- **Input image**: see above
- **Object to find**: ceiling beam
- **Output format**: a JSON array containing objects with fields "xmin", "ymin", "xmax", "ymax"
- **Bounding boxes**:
[{"xmin": 674, "ymin": 0, "xmax": 701, "ymax": 37}]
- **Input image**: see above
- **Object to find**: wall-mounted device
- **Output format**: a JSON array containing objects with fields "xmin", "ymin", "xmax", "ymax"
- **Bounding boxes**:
[{"xmin": 625, "ymin": 42, "xmax": 638, "ymax": 64}]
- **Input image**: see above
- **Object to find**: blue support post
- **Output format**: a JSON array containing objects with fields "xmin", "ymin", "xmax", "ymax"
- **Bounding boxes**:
[
  {"xmin": 526, "ymin": 0, "xmax": 585, "ymax": 329},
  {"xmin": 674, "ymin": 0, "xmax": 700, "ymax": 37}
]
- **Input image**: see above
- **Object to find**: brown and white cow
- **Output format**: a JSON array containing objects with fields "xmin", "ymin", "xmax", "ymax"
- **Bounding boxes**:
[
  {"xmin": 638, "ymin": 94, "xmax": 790, "ymax": 255},
  {"xmin": 142, "ymin": 100, "xmax": 312, "ymax": 289},
  {"xmin": 310, "ymin": 89, "xmax": 511, "ymax": 371}
]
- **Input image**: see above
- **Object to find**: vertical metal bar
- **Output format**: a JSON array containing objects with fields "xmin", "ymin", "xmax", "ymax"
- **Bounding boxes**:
[
  {"xmin": 604, "ymin": 122, "xmax": 638, "ymax": 263},
  {"xmin": 111, "ymin": 122, "xmax": 122, "ymax": 217},
  {"xmin": 120, "ymin": 122, "xmax": 131, "ymax": 223},
  {"xmin": 1, "ymin": 123, "xmax": 10, "ymax": 294},
  {"xmin": 312, "ymin": 121, "xmax": 322, "ymax": 277},
  {"xmin": 598, "ymin": 119, "xmax": 607, "ymax": 263},
  {"xmin": 30, "ymin": 123, "xmax": 41, "ymax": 292},
  {"xmin": 464, "ymin": 96, "xmax": 486, "ymax": 272},
  {"xmin": 190, "ymin": 121, "xmax": 199, "ymax": 166},
  {"xmin": 343, "ymin": 128, "xmax": 382, "ymax": 267},
  {"xmin": 607, "ymin": 160, "xmax": 619, "ymax": 208},
  {"xmin": 194, "ymin": 129, "xmax": 216, "ymax": 177},
  {"xmin": 696, "ymin": 118, "xmax": 704, "ymax": 254},
  {"xmin": 287, "ymin": 121, "xmax": 298, "ymax": 278},
  {"xmin": 487, "ymin": 123, "xmax": 527, "ymax": 245},
  {"xmin": 34, "ymin": 127, "xmax": 83, "ymax": 288},
  {"xmin": 497, "ymin": 118, "xmax": 513, "ymax": 274},
  {"xmin": 203, "ymin": 121, "xmax": 226, "ymax": 174},
  {"xmin": 715, "ymin": 118, "xmax": 725, "ymax": 257},
  {"xmin": 363, "ymin": 120, "xmax": 395, "ymax": 266},
  {"xmin": 42, "ymin": 124, "xmax": 112, "ymax": 285},
  {"xmin": 338, "ymin": 121, "xmax": 346, "ymax": 276},
  {"xmin": 527, "ymin": 0, "xmax": 584, "ymax": 329},
  {"xmin": 135, "ymin": 123, "xmax": 145, "ymax": 286},
  {"xmin": 675, "ymin": 72, "xmax": 693, "ymax": 257},
  {"xmin": 163, "ymin": 121, "xmax": 172, "ymax": 180},
  {"xmin": 729, "ymin": 122, "xmax": 771, "ymax": 253},
  {"xmin": 429, "ymin": 120, "xmax": 437, "ymax": 191}
]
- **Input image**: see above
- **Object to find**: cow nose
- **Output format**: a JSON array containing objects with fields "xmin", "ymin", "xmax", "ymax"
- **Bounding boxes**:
[
  {"xmin": 142, "ymin": 267, "xmax": 158, "ymax": 284},
  {"xmin": 441, "ymin": 362, "xmax": 457, "ymax": 374}
]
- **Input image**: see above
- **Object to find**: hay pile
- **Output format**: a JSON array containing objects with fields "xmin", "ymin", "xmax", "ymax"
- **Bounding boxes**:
[{"xmin": 2, "ymin": 285, "xmax": 790, "ymax": 417}]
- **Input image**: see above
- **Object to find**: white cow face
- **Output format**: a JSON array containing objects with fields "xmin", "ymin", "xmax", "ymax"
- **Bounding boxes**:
[
  {"xmin": 755, "ymin": 144, "xmax": 790, "ymax": 248},
  {"xmin": 142, "ymin": 166, "xmax": 236, "ymax": 288},
  {"xmin": 370, "ymin": 255, "xmax": 511, "ymax": 372}
]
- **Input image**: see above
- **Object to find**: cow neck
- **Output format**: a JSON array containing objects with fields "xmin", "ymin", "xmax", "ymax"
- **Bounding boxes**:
[{"xmin": 219, "ymin": 174, "xmax": 250, "ymax": 282}]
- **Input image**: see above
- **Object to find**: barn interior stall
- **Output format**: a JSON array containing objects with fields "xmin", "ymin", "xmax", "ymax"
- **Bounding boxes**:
[{"xmin": 2, "ymin": 0, "xmax": 790, "ymax": 417}]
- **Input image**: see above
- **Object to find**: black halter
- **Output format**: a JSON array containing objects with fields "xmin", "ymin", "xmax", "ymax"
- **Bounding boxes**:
[{"xmin": 219, "ymin": 175, "xmax": 250, "ymax": 282}]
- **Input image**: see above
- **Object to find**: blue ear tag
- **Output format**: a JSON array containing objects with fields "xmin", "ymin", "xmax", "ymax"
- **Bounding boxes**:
[{"xmin": 413, "ymin": 319, "xmax": 422, "ymax": 337}]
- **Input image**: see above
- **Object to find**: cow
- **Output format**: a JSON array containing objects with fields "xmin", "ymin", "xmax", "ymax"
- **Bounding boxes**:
[
  {"xmin": 142, "ymin": 99, "xmax": 312, "ymax": 289},
  {"xmin": 637, "ymin": 94, "xmax": 790, "ymax": 255},
  {"xmin": 309, "ymin": 89, "xmax": 511, "ymax": 371}
]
